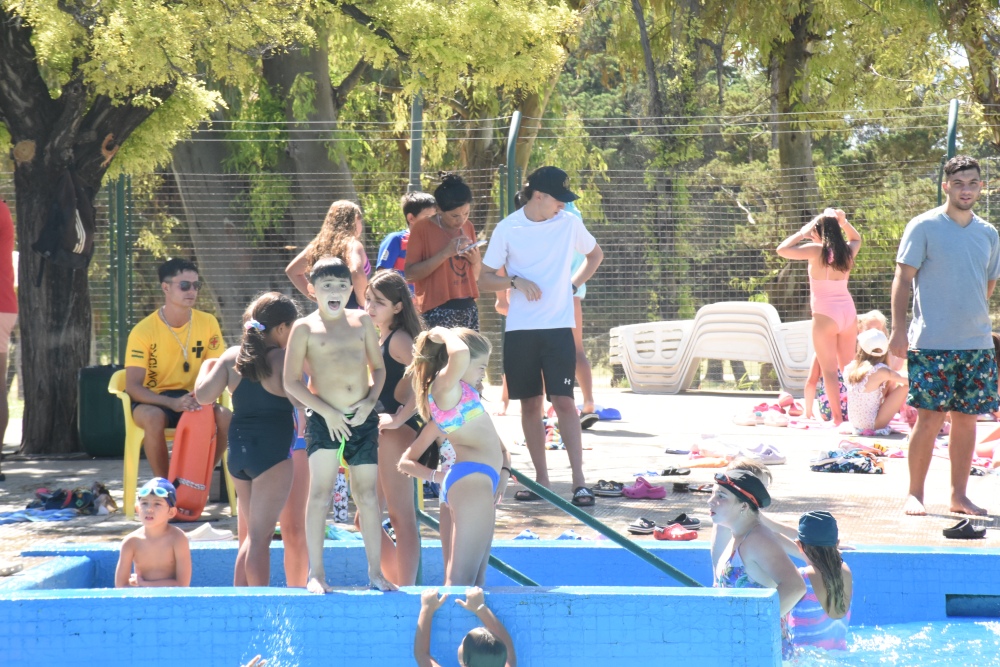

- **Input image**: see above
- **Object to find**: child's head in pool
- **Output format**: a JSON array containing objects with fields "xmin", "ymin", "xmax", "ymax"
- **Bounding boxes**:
[{"xmin": 459, "ymin": 627, "xmax": 507, "ymax": 666}]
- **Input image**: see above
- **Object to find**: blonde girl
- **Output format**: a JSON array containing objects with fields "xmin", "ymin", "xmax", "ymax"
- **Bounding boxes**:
[
  {"xmin": 403, "ymin": 327, "xmax": 509, "ymax": 586},
  {"xmin": 844, "ymin": 328, "xmax": 908, "ymax": 435}
]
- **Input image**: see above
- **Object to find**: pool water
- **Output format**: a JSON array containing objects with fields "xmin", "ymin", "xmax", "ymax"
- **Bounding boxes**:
[{"xmin": 792, "ymin": 619, "xmax": 1000, "ymax": 666}]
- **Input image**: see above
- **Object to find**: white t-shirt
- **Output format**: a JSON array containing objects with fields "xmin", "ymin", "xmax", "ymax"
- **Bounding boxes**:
[{"xmin": 483, "ymin": 208, "xmax": 597, "ymax": 331}]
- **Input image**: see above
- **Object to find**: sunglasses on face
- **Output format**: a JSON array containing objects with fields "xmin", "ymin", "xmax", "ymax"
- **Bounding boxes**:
[
  {"xmin": 138, "ymin": 486, "xmax": 172, "ymax": 499},
  {"xmin": 169, "ymin": 280, "xmax": 203, "ymax": 291}
]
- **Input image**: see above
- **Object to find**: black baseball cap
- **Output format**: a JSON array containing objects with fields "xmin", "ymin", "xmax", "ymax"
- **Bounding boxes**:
[{"xmin": 526, "ymin": 166, "xmax": 579, "ymax": 203}]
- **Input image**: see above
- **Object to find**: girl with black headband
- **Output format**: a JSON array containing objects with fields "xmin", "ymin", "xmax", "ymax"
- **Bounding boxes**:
[{"xmin": 709, "ymin": 469, "xmax": 806, "ymax": 660}]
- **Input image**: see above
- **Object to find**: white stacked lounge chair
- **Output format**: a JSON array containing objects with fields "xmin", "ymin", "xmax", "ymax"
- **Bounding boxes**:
[{"xmin": 612, "ymin": 302, "xmax": 814, "ymax": 395}]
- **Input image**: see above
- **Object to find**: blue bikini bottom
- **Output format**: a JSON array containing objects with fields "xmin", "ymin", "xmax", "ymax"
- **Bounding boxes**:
[{"xmin": 440, "ymin": 462, "xmax": 499, "ymax": 505}]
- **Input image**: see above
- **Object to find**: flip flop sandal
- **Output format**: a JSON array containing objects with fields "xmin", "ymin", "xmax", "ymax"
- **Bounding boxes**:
[
  {"xmin": 673, "ymin": 482, "xmax": 713, "ymax": 494},
  {"xmin": 653, "ymin": 523, "xmax": 698, "ymax": 541},
  {"xmin": 514, "ymin": 489, "xmax": 541, "ymax": 502},
  {"xmin": 627, "ymin": 517, "xmax": 658, "ymax": 535},
  {"xmin": 571, "ymin": 486, "xmax": 596, "ymax": 507},
  {"xmin": 592, "ymin": 480, "xmax": 624, "ymax": 497},
  {"xmin": 942, "ymin": 519, "xmax": 986, "ymax": 539},
  {"xmin": 660, "ymin": 467, "xmax": 691, "ymax": 476},
  {"xmin": 666, "ymin": 512, "xmax": 702, "ymax": 530},
  {"xmin": 580, "ymin": 413, "xmax": 600, "ymax": 430}
]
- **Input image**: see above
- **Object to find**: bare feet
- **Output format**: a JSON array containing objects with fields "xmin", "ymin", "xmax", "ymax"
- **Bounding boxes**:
[
  {"xmin": 369, "ymin": 571, "xmax": 398, "ymax": 592},
  {"xmin": 951, "ymin": 495, "xmax": 988, "ymax": 516},
  {"xmin": 904, "ymin": 495, "xmax": 927, "ymax": 516},
  {"xmin": 493, "ymin": 405, "xmax": 508, "ymax": 416},
  {"xmin": 306, "ymin": 576, "xmax": 333, "ymax": 594}
]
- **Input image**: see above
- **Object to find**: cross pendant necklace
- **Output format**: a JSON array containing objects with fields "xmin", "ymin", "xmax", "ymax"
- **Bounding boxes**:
[{"xmin": 160, "ymin": 307, "xmax": 193, "ymax": 372}]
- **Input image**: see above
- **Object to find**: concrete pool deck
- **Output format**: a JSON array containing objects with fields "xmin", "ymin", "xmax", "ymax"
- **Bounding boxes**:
[{"xmin": 1, "ymin": 387, "xmax": 998, "ymax": 572}]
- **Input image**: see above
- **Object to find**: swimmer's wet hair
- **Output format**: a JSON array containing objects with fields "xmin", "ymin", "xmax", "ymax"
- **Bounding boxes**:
[
  {"xmin": 309, "ymin": 257, "xmax": 352, "ymax": 283},
  {"xmin": 461, "ymin": 627, "xmax": 507, "ymax": 667}
]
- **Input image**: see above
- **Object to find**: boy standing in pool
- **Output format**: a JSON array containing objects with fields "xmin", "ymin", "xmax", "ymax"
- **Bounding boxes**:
[
  {"xmin": 283, "ymin": 258, "xmax": 394, "ymax": 592},
  {"xmin": 114, "ymin": 477, "xmax": 191, "ymax": 587}
]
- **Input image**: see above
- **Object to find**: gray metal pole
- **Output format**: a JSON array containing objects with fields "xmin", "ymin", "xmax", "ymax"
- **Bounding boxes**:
[
  {"xmin": 938, "ymin": 99, "xmax": 960, "ymax": 206},
  {"xmin": 408, "ymin": 94, "xmax": 424, "ymax": 193}
]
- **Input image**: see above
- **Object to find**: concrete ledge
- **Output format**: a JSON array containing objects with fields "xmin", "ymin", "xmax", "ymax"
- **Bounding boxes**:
[
  {"xmin": 0, "ymin": 556, "xmax": 93, "ymax": 593},
  {"xmin": 0, "ymin": 586, "xmax": 781, "ymax": 667}
]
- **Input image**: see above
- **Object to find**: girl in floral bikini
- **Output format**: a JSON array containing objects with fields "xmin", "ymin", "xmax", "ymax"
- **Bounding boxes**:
[
  {"xmin": 405, "ymin": 327, "xmax": 510, "ymax": 586},
  {"xmin": 710, "ymin": 470, "xmax": 806, "ymax": 659}
]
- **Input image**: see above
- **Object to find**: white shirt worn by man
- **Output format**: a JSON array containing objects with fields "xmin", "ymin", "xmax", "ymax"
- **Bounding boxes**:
[{"xmin": 483, "ymin": 208, "xmax": 596, "ymax": 332}]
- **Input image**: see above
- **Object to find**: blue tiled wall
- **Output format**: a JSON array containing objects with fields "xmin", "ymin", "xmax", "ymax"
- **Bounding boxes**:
[{"xmin": 0, "ymin": 586, "xmax": 780, "ymax": 667}]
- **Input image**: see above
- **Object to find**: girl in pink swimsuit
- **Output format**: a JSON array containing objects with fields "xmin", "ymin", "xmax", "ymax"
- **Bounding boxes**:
[{"xmin": 777, "ymin": 208, "xmax": 862, "ymax": 425}]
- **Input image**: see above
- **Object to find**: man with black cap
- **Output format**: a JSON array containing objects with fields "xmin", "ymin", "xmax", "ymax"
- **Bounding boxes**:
[{"xmin": 480, "ymin": 166, "xmax": 604, "ymax": 507}]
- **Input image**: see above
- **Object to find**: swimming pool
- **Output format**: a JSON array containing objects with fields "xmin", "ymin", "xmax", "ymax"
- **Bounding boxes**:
[
  {"xmin": 1, "ymin": 541, "xmax": 997, "ymax": 666},
  {"xmin": 792, "ymin": 619, "xmax": 1000, "ymax": 666}
]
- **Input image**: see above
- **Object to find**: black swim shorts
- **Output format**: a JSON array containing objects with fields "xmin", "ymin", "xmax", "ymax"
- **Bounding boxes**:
[{"xmin": 306, "ymin": 409, "xmax": 379, "ymax": 466}]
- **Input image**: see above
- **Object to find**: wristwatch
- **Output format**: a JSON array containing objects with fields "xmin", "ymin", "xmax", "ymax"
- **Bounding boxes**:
[{"xmin": 510, "ymin": 275, "xmax": 518, "ymax": 288}]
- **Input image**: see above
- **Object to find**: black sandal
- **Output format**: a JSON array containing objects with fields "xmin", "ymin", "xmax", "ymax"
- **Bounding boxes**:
[
  {"xmin": 571, "ymin": 486, "xmax": 596, "ymax": 507},
  {"xmin": 514, "ymin": 489, "xmax": 541, "ymax": 502},
  {"xmin": 592, "ymin": 480, "xmax": 624, "ymax": 497}
]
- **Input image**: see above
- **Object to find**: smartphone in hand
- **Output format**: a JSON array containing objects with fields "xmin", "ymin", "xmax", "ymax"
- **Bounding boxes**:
[{"xmin": 460, "ymin": 239, "xmax": 488, "ymax": 253}]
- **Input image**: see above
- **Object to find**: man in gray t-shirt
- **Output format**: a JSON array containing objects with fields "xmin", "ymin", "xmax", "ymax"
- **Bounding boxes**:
[{"xmin": 889, "ymin": 155, "xmax": 1000, "ymax": 518}]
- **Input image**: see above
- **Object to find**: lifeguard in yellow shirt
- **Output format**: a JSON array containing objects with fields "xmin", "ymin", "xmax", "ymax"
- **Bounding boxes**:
[{"xmin": 125, "ymin": 258, "xmax": 231, "ymax": 478}]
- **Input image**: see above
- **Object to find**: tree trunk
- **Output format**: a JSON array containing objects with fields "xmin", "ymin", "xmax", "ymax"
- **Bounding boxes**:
[
  {"xmin": 14, "ymin": 171, "xmax": 92, "ymax": 454},
  {"xmin": 262, "ymin": 43, "xmax": 358, "ymax": 249},
  {"xmin": 770, "ymin": 6, "xmax": 818, "ymax": 320},
  {"xmin": 1, "ymin": 11, "xmax": 172, "ymax": 453},
  {"xmin": 171, "ymin": 136, "xmax": 286, "ymax": 342},
  {"xmin": 514, "ymin": 72, "xmax": 561, "ymax": 173},
  {"xmin": 940, "ymin": 0, "xmax": 1000, "ymax": 149}
]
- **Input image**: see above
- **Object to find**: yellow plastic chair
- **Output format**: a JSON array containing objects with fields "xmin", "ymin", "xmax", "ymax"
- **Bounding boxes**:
[{"xmin": 108, "ymin": 369, "xmax": 238, "ymax": 519}]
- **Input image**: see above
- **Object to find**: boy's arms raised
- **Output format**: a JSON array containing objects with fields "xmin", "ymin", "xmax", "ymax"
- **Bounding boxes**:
[
  {"xmin": 114, "ymin": 535, "xmax": 137, "ymax": 588},
  {"xmin": 346, "ymin": 313, "xmax": 385, "ymax": 426},
  {"xmin": 457, "ymin": 587, "xmax": 517, "ymax": 667},
  {"xmin": 282, "ymin": 320, "xmax": 352, "ymax": 441},
  {"xmin": 414, "ymin": 588, "xmax": 447, "ymax": 667}
]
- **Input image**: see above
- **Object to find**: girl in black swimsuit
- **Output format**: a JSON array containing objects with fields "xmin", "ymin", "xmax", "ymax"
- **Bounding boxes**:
[
  {"xmin": 364, "ymin": 270, "xmax": 425, "ymax": 586},
  {"xmin": 195, "ymin": 292, "xmax": 300, "ymax": 587}
]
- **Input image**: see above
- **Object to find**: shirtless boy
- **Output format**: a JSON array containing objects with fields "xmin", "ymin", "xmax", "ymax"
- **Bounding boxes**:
[
  {"xmin": 283, "ymin": 258, "xmax": 394, "ymax": 592},
  {"xmin": 115, "ymin": 478, "xmax": 192, "ymax": 587}
]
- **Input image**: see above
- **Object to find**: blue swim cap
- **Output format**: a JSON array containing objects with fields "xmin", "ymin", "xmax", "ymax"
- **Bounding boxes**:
[
  {"xmin": 138, "ymin": 477, "xmax": 177, "ymax": 507},
  {"xmin": 798, "ymin": 511, "xmax": 839, "ymax": 547}
]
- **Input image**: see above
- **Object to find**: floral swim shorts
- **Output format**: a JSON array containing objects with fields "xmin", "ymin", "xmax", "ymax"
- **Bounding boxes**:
[
  {"xmin": 907, "ymin": 348, "xmax": 999, "ymax": 414},
  {"xmin": 817, "ymin": 370, "xmax": 849, "ymax": 422}
]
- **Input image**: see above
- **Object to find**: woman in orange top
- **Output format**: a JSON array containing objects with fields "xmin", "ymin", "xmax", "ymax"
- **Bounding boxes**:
[{"xmin": 404, "ymin": 173, "xmax": 482, "ymax": 330}]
